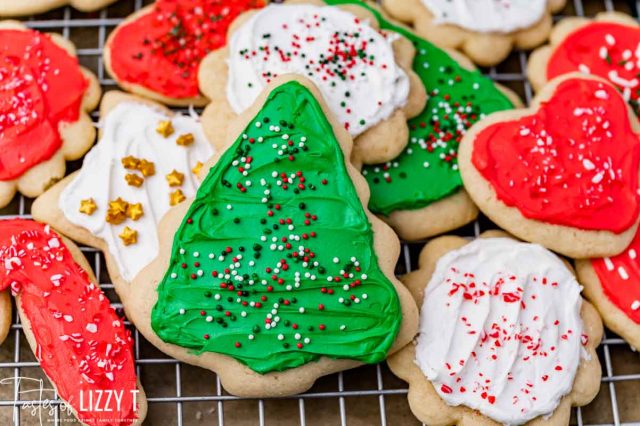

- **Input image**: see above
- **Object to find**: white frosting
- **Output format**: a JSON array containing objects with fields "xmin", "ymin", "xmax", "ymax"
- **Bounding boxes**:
[
  {"xmin": 421, "ymin": 0, "xmax": 547, "ymax": 33},
  {"xmin": 416, "ymin": 238, "xmax": 584, "ymax": 425},
  {"xmin": 59, "ymin": 102, "xmax": 214, "ymax": 282},
  {"xmin": 226, "ymin": 4, "xmax": 409, "ymax": 137}
]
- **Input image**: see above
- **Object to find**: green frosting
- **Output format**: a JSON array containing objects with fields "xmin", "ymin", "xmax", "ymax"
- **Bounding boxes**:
[
  {"xmin": 151, "ymin": 81, "xmax": 402, "ymax": 374},
  {"xmin": 326, "ymin": 0, "xmax": 515, "ymax": 215}
]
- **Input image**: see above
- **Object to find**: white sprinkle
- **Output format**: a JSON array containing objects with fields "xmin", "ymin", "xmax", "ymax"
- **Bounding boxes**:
[
  {"xmin": 582, "ymin": 159, "xmax": 595, "ymax": 170},
  {"xmin": 578, "ymin": 64, "xmax": 591, "ymax": 74},
  {"xmin": 179, "ymin": 308, "xmax": 186, "ymax": 315},
  {"xmin": 206, "ymin": 316, "xmax": 213, "ymax": 322},
  {"xmin": 594, "ymin": 89, "xmax": 609, "ymax": 100},
  {"xmin": 86, "ymin": 323, "xmax": 98, "ymax": 333},
  {"xmin": 604, "ymin": 257, "xmax": 614, "ymax": 271},
  {"xmin": 629, "ymin": 249, "xmax": 637, "ymax": 260},
  {"xmin": 63, "ymin": 315, "xmax": 73, "ymax": 322},
  {"xmin": 592, "ymin": 171, "xmax": 604, "ymax": 184},
  {"xmin": 631, "ymin": 300, "xmax": 640, "ymax": 311},
  {"xmin": 618, "ymin": 266, "xmax": 629, "ymax": 280}
]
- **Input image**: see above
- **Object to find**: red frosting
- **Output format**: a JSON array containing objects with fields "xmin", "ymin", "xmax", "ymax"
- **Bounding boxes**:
[
  {"xmin": 0, "ymin": 29, "xmax": 88, "ymax": 181},
  {"xmin": 547, "ymin": 22, "xmax": 640, "ymax": 116},
  {"xmin": 472, "ymin": 78, "xmax": 640, "ymax": 233},
  {"xmin": 592, "ymin": 228, "xmax": 640, "ymax": 323},
  {"xmin": 109, "ymin": 0, "xmax": 265, "ymax": 100},
  {"xmin": 0, "ymin": 220, "xmax": 139, "ymax": 426}
]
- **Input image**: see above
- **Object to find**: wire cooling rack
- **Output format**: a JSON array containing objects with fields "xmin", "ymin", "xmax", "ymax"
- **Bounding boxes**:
[{"xmin": 0, "ymin": 0, "xmax": 639, "ymax": 425}]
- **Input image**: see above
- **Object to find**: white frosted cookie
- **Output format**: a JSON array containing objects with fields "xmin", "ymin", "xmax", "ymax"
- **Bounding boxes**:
[
  {"xmin": 198, "ymin": 0, "xmax": 427, "ymax": 165},
  {"xmin": 382, "ymin": 0, "xmax": 567, "ymax": 66},
  {"xmin": 388, "ymin": 234, "xmax": 603, "ymax": 426},
  {"xmin": 32, "ymin": 92, "xmax": 214, "ymax": 295}
]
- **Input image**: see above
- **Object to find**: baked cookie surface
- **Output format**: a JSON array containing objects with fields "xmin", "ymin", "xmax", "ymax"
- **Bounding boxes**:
[
  {"xmin": 459, "ymin": 74, "xmax": 640, "ymax": 258},
  {"xmin": 529, "ymin": 12, "xmax": 640, "ymax": 117},
  {"xmin": 0, "ymin": 22, "xmax": 100, "ymax": 208},
  {"xmin": 326, "ymin": 0, "xmax": 520, "ymax": 240},
  {"xmin": 0, "ymin": 0, "xmax": 117, "ymax": 17},
  {"xmin": 105, "ymin": 0, "xmax": 265, "ymax": 106},
  {"xmin": 382, "ymin": 0, "xmax": 567, "ymax": 66},
  {"xmin": 389, "ymin": 233, "xmax": 603, "ymax": 426},
  {"xmin": 0, "ymin": 219, "xmax": 147, "ymax": 426},
  {"xmin": 32, "ymin": 91, "xmax": 214, "ymax": 295},
  {"xmin": 576, "ymin": 227, "xmax": 640, "ymax": 350},
  {"xmin": 126, "ymin": 75, "xmax": 418, "ymax": 396},
  {"xmin": 198, "ymin": 0, "xmax": 427, "ymax": 165}
]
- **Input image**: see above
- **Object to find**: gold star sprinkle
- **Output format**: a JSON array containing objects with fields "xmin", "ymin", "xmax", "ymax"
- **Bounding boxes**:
[
  {"xmin": 125, "ymin": 173, "xmax": 144, "ymax": 187},
  {"xmin": 192, "ymin": 161, "xmax": 203, "ymax": 176},
  {"xmin": 121, "ymin": 155, "xmax": 140, "ymax": 169},
  {"xmin": 106, "ymin": 198, "xmax": 129, "ymax": 225},
  {"xmin": 176, "ymin": 133, "xmax": 194, "ymax": 146},
  {"xmin": 156, "ymin": 120, "xmax": 174, "ymax": 137},
  {"xmin": 119, "ymin": 226, "xmax": 138, "ymax": 246},
  {"xmin": 126, "ymin": 203, "xmax": 144, "ymax": 221},
  {"xmin": 138, "ymin": 159, "xmax": 156, "ymax": 177},
  {"xmin": 165, "ymin": 170, "xmax": 185, "ymax": 187},
  {"xmin": 169, "ymin": 189, "xmax": 186, "ymax": 206},
  {"xmin": 79, "ymin": 198, "xmax": 97, "ymax": 215}
]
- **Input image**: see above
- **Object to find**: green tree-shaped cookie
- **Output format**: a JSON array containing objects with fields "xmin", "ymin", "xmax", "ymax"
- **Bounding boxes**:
[
  {"xmin": 151, "ymin": 81, "xmax": 402, "ymax": 374},
  {"xmin": 326, "ymin": 0, "xmax": 515, "ymax": 215}
]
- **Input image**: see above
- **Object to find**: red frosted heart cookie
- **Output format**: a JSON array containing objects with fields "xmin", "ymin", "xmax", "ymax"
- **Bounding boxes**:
[
  {"xmin": 529, "ymin": 12, "xmax": 640, "ymax": 116},
  {"xmin": 0, "ymin": 23, "xmax": 99, "ymax": 208},
  {"xmin": 459, "ymin": 75, "xmax": 640, "ymax": 258},
  {"xmin": 105, "ymin": 0, "xmax": 265, "ymax": 106},
  {"xmin": 576, "ymin": 227, "xmax": 640, "ymax": 350}
]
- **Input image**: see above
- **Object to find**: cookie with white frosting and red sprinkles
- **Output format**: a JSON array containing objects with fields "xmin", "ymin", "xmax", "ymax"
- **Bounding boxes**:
[
  {"xmin": 0, "ymin": 219, "xmax": 147, "ymax": 426},
  {"xmin": 458, "ymin": 73, "xmax": 640, "ymax": 258},
  {"xmin": 381, "ymin": 0, "xmax": 566, "ymax": 67},
  {"xmin": 389, "ymin": 232, "xmax": 603, "ymax": 426},
  {"xmin": 198, "ymin": 0, "xmax": 427, "ymax": 165},
  {"xmin": 0, "ymin": 0, "xmax": 117, "ymax": 16},
  {"xmin": 576, "ymin": 227, "xmax": 640, "ymax": 350},
  {"xmin": 0, "ymin": 21, "xmax": 100, "ymax": 209},
  {"xmin": 528, "ymin": 12, "xmax": 640, "ymax": 117},
  {"xmin": 124, "ymin": 74, "xmax": 418, "ymax": 397}
]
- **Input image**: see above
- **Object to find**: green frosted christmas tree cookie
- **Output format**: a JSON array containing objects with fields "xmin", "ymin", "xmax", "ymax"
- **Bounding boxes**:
[
  {"xmin": 127, "ymin": 76, "xmax": 418, "ymax": 397},
  {"xmin": 327, "ymin": 0, "xmax": 520, "ymax": 240}
]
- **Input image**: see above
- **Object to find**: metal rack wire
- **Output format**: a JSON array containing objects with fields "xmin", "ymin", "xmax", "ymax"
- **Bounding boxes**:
[{"xmin": 0, "ymin": 0, "xmax": 639, "ymax": 424}]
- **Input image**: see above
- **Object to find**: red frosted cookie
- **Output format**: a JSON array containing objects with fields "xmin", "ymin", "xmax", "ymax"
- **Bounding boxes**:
[
  {"xmin": 0, "ymin": 219, "xmax": 147, "ymax": 426},
  {"xmin": 529, "ymin": 12, "xmax": 640, "ymax": 117},
  {"xmin": 458, "ymin": 74, "xmax": 640, "ymax": 258},
  {"xmin": 104, "ymin": 0, "xmax": 265, "ymax": 106},
  {"xmin": 0, "ymin": 22, "xmax": 100, "ymax": 209},
  {"xmin": 576, "ymin": 227, "xmax": 640, "ymax": 350}
]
